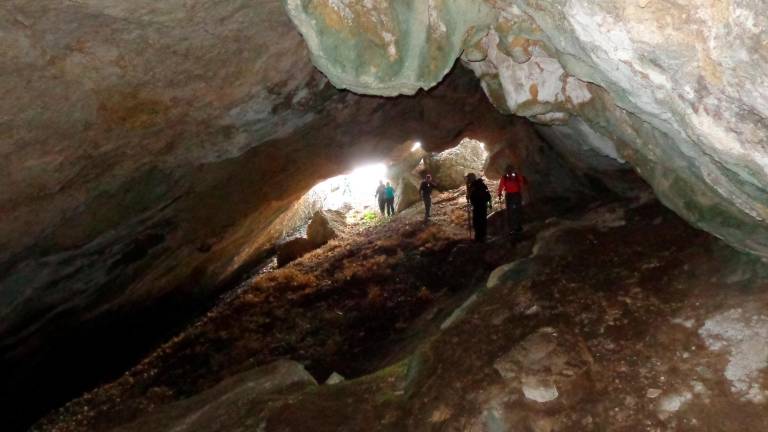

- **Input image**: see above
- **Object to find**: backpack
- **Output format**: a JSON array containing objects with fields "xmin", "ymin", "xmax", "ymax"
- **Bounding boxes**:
[
  {"xmin": 470, "ymin": 180, "xmax": 491, "ymax": 206},
  {"xmin": 482, "ymin": 186, "xmax": 491, "ymax": 203}
]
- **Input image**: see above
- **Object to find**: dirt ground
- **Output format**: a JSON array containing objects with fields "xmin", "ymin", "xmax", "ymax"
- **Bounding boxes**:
[
  {"xmin": 36, "ymin": 187, "xmax": 543, "ymax": 431},
  {"xmin": 38, "ymin": 190, "xmax": 768, "ymax": 432}
]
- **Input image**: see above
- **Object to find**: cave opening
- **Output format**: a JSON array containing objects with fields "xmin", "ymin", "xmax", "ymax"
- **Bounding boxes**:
[
  {"xmin": 304, "ymin": 161, "xmax": 390, "ymax": 222},
  {"xmin": 291, "ymin": 137, "xmax": 490, "ymax": 230},
  {"xmin": 271, "ymin": 137, "xmax": 492, "ymax": 268}
]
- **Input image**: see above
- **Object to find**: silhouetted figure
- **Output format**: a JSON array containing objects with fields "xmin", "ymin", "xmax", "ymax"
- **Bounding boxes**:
[
  {"xmin": 467, "ymin": 173, "xmax": 492, "ymax": 242},
  {"xmin": 385, "ymin": 182, "xmax": 396, "ymax": 216},
  {"xmin": 497, "ymin": 164, "xmax": 526, "ymax": 236},
  {"xmin": 375, "ymin": 180, "xmax": 386, "ymax": 215},
  {"xmin": 419, "ymin": 174, "xmax": 437, "ymax": 221}
]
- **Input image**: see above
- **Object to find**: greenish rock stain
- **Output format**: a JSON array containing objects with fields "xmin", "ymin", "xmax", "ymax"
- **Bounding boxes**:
[{"xmin": 283, "ymin": 0, "xmax": 497, "ymax": 95}]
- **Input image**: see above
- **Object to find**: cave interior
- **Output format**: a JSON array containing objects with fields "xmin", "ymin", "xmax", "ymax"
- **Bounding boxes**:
[{"xmin": 3, "ymin": 0, "xmax": 768, "ymax": 431}]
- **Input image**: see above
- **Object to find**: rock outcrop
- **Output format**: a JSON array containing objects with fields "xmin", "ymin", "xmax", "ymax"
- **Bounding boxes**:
[
  {"xmin": 277, "ymin": 210, "xmax": 344, "ymax": 266},
  {"xmin": 113, "ymin": 360, "xmax": 317, "ymax": 432},
  {"xmin": 307, "ymin": 210, "xmax": 342, "ymax": 247},
  {"xmin": 276, "ymin": 237, "xmax": 316, "ymax": 267},
  {"xmin": 395, "ymin": 176, "xmax": 422, "ymax": 213},
  {"xmin": 424, "ymin": 138, "xmax": 488, "ymax": 190},
  {"xmin": 284, "ymin": 0, "xmax": 768, "ymax": 259}
]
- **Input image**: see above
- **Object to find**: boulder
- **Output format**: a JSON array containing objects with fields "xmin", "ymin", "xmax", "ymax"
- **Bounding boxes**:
[
  {"xmin": 424, "ymin": 139, "xmax": 488, "ymax": 190},
  {"xmin": 325, "ymin": 372, "xmax": 346, "ymax": 385},
  {"xmin": 395, "ymin": 176, "xmax": 422, "ymax": 212},
  {"xmin": 307, "ymin": 210, "xmax": 339, "ymax": 247},
  {"xmin": 276, "ymin": 237, "xmax": 316, "ymax": 267}
]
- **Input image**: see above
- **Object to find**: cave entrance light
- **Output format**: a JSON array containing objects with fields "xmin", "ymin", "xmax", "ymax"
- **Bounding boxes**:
[{"xmin": 308, "ymin": 162, "xmax": 389, "ymax": 216}]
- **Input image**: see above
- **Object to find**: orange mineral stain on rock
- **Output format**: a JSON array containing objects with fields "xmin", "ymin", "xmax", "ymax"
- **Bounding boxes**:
[
  {"xmin": 509, "ymin": 36, "xmax": 532, "ymax": 53},
  {"xmin": 98, "ymin": 90, "xmax": 171, "ymax": 130},
  {"xmin": 308, "ymin": 0, "xmax": 348, "ymax": 31},
  {"xmin": 529, "ymin": 83, "xmax": 539, "ymax": 101}
]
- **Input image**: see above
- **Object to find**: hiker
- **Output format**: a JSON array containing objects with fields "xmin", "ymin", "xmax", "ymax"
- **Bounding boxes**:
[
  {"xmin": 467, "ymin": 173, "xmax": 492, "ymax": 242},
  {"xmin": 497, "ymin": 164, "xmax": 526, "ymax": 236},
  {"xmin": 384, "ymin": 182, "xmax": 396, "ymax": 216},
  {"xmin": 419, "ymin": 174, "xmax": 437, "ymax": 220},
  {"xmin": 375, "ymin": 180, "xmax": 387, "ymax": 215}
]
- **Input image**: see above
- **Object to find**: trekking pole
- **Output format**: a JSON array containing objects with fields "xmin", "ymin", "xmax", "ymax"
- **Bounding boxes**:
[
  {"xmin": 466, "ymin": 203, "xmax": 472, "ymax": 240},
  {"xmin": 499, "ymin": 195, "xmax": 507, "ymax": 233}
]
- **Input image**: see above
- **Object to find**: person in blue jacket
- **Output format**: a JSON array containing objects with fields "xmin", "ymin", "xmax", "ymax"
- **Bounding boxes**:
[{"xmin": 384, "ymin": 182, "xmax": 396, "ymax": 216}]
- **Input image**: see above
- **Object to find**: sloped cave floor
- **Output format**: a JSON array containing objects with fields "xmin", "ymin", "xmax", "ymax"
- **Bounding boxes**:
[
  {"xmin": 36, "ymin": 182, "xmax": 768, "ymax": 430},
  {"xmin": 34, "ymin": 186, "xmax": 534, "ymax": 431}
]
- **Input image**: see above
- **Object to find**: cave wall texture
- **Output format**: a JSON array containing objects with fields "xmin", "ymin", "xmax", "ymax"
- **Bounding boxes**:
[
  {"xmin": 285, "ymin": 0, "xmax": 768, "ymax": 258},
  {"xmin": 3, "ymin": 0, "xmax": 767, "ymax": 428},
  {"xmin": 0, "ymin": 0, "xmax": 610, "ymax": 428}
]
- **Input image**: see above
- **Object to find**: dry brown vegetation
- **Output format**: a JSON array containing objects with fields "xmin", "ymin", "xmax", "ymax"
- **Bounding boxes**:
[{"xmin": 42, "ymin": 189, "xmax": 505, "ymax": 432}]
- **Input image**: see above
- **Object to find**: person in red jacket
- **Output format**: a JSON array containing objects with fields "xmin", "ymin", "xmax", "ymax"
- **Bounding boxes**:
[{"xmin": 497, "ymin": 164, "xmax": 526, "ymax": 235}]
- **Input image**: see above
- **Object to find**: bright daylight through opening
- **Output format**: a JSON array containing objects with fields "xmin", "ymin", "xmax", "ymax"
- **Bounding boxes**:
[{"xmin": 306, "ymin": 162, "xmax": 389, "ymax": 219}]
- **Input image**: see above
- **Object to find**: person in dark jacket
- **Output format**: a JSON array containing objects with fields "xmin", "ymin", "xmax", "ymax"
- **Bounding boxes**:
[
  {"xmin": 467, "ymin": 173, "xmax": 492, "ymax": 242},
  {"xmin": 419, "ymin": 174, "xmax": 437, "ymax": 220},
  {"xmin": 384, "ymin": 182, "xmax": 396, "ymax": 216},
  {"xmin": 374, "ymin": 180, "xmax": 386, "ymax": 215}
]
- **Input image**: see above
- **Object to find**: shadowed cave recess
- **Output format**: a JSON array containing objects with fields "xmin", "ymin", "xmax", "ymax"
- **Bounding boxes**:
[{"xmin": 3, "ymin": 0, "xmax": 768, "ymax": 431}]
